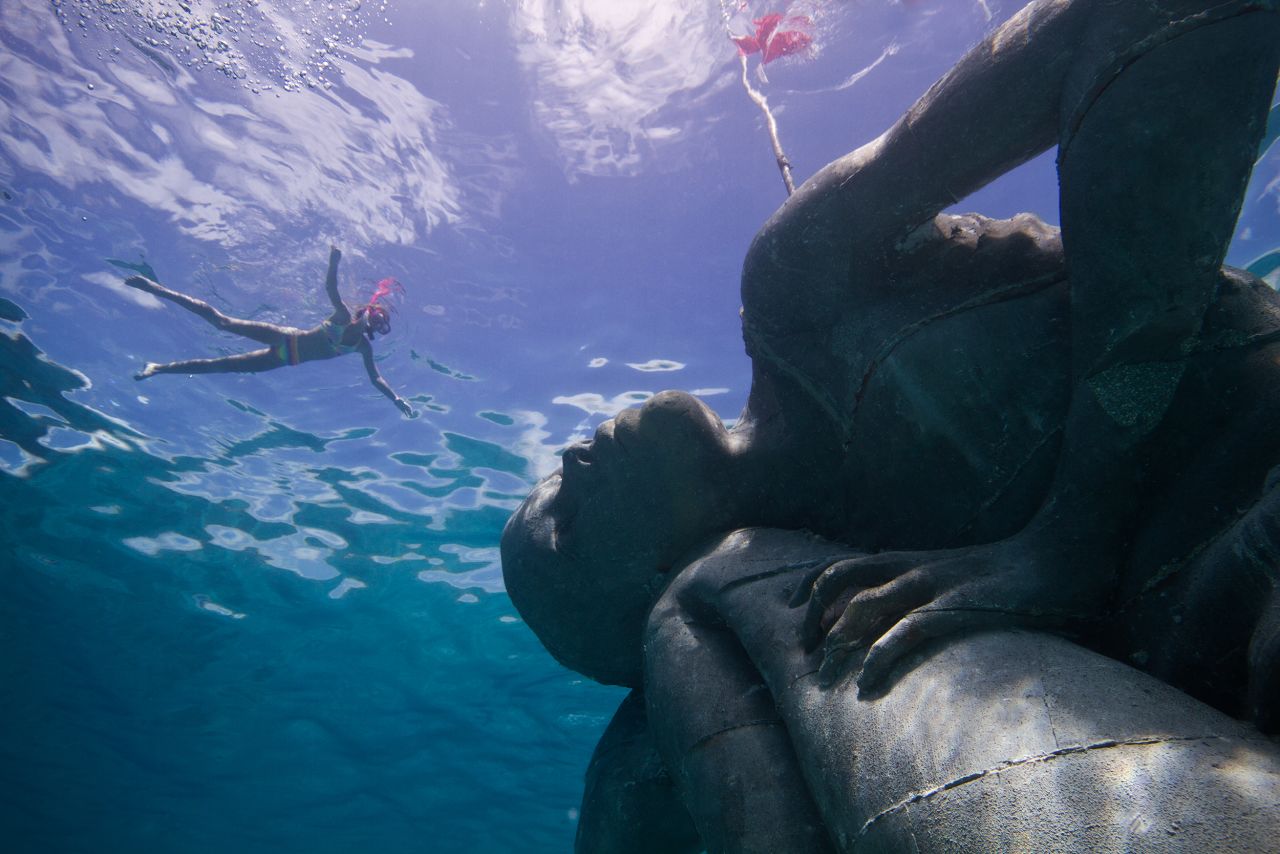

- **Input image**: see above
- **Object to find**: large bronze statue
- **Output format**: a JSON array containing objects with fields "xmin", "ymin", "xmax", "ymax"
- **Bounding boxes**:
[{"xmin": 502, "ymin": 1, "xmax": 1280, "ymax": 850}]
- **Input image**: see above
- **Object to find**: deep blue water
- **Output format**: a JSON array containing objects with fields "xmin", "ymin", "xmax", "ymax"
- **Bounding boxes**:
[{"xmin": 2, "ymin": 1, "xmax": 1277, "ymax": 851}]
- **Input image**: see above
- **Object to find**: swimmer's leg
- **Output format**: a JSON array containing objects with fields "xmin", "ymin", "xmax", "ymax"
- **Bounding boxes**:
[
  {"xmin": 135, "ymin": 347, "xmax": 283, "ymax": 380},
  {"xmin": 124, "ymin": 276, "xmax": 292, "ymax": 346}
]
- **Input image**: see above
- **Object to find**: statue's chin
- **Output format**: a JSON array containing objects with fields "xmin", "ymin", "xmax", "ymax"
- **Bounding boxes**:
[{"xmin": 501, "ymin": 477, "xmax": 651, "ymax": 688}]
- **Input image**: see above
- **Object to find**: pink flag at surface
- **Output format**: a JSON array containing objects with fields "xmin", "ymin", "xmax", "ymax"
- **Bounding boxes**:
[
  {"xmin": 762, "ymin": 27, "xmax": 812, "ymax": 63},
  {"xmin": 731, "ymin": 12, "xmax": 813, "ymax": 64},
  {"xmin": 729, "ymin": 14, "xmax": 773, "ymax": 56}
]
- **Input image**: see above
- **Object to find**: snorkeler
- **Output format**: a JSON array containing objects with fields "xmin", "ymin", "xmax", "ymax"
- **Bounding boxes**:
[{"xmin": 127, "ymin": 246, "xmax": 417, "ymax": 417}]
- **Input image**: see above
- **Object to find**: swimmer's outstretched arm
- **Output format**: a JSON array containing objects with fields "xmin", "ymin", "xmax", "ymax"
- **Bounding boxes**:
[
  {"xmin": 360, "ymin": 345, "xmax": 415, "ymax": 417},
  {"xmin": 323, "ymin": 245, "xmax": 352, "ymax": 324}
]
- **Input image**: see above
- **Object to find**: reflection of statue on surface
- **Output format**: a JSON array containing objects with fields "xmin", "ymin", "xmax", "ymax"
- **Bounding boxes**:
[{"xmin": 502, "ymin": 1, "xmax": 1280, "ymax": 850}]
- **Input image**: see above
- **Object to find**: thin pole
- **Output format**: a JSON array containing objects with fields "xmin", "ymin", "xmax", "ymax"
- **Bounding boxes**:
[{"xmin": 737, "ymin": 51, "xmax": 795, "ymax": 196}]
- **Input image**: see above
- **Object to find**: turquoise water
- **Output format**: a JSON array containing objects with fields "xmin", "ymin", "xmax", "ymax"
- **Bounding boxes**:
[{"xmin": 2, "ymin": 1, "xmax": 1277, "ymax": 851}]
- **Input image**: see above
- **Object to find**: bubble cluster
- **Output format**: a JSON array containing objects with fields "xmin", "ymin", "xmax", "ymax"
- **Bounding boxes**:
[{"xmin": 51, "ymin": 0, "xmax": 390, "ymax": 93}]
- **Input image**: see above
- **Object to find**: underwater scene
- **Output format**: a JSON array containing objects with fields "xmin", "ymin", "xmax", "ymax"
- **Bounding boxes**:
[{"xmin": 3, "ymin": 0, "xmax": 1279, "ymax": 851}]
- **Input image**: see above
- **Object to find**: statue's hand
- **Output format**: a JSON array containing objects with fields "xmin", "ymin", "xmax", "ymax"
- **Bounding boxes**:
[{"xmin": 796, "ymin": 532, "xmax": 1109, "ymax": 692}]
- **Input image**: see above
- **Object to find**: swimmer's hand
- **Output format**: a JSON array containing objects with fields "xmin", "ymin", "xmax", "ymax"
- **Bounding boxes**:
[
  {"xmin": 394, "ymin": 397, "xmax": 418, "ymax": 418},
  {"xmin": 794, "ymin": 528, "xmax": 1111, "ymax": 693}
]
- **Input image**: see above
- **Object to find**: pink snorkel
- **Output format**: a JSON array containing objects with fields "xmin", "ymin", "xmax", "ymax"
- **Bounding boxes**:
[
  {"xmin": 369, "ymin": 277, "xmax": 405, "ymax": 305},
  {"xmin": 361, "ymin": 277, "xmax": 404, "ymax": 337}
]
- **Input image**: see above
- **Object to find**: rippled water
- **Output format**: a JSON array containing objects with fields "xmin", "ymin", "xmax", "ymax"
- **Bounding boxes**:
[
  {"xmin": 1, "ymin": 297, "xmax": 616, "ymax": 851},
  {"xmin": 2, "ymin": 0, "xmax": 1277, "ymax": 851}
]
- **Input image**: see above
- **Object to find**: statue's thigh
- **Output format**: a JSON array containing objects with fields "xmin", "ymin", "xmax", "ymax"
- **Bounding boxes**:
[
  {"xmin": 1119, "ymin": 478, "xmax": 1280, "ymax": 726},
  {"xmin": 1058, "ymin": 10, "xmax": 1280, "ymax": 368},
  {"xmin": 1111, "ymin": 337, "xmax": 1280, "ymax": 722}
]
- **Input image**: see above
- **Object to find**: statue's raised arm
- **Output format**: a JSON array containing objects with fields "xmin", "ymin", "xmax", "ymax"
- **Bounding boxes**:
[
  {"xmin": 502, "ymin": 1, "xmax": 1280, "ymax": 850},
  {"xmin": 740, "ymin": 0, "xmax": 1280, "ymax": 705}
]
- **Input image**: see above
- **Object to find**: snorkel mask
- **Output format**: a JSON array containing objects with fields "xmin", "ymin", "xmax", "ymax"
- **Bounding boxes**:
[
  {"xmin": 362, "ymin": 277, "xmax": 404, "ymax": 338},
  {"xmin": 364, "ymin": 304, "xmax": 391, "ymax": 338}
]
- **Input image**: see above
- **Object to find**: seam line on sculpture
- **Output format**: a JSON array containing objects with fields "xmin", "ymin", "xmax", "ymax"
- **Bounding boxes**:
[
  {"xmin": 953, "ymin": 426, "xmax": 1064, "ymax": 542},
  {"xmin": 1077, "ymin": 326, "xmax": 1280, "ymax": 395},
  {"xmin": 720, "ymin": 560, "xmax": 825, "ymax": 594},
  {"xmin": 844, "ymin": 270, "xmax": 1067, "ymax": 450},
  {"xmin": 855, "ymin": 733, "xmax": 1256, "ymax": 839},
  {"xmin": 686, "ymin": 718, "xmax": 785, "ymax": 755},
  {"xmin": 742, "ymin": 319, "xmax": 847, "ymax": 431},
  {"xmin": 1191, "ymin": 327, "xmax": 1280, "ymax": 356},
  {"xmin": 909, "ymin": 604, "xmax": 1077, "ymax": 621},
  {"xmin": 1036, "ymin": 641, "xmax": 1060, "ymax": 750},
  {"xmin": 1099, "ymin": 328, "xmax": 1280, "ymax": 373},
  {"xmin": 1114, "ymin": 519, "xmax": 1230, "ymax": 611},
  {"xmin": 1059, "ymin": 4, "xmax": 1264, "ymax": 162}
]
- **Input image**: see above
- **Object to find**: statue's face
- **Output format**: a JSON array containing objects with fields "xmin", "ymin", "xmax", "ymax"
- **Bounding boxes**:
[{"xmin": 501, "ymin": 391, "xmax": 735, "ymax": 686}]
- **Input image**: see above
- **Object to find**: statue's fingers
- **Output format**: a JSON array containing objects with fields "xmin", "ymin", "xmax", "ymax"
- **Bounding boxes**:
[
  {"xmin": 855, "ymin": 608, "xmax": 985, "ymax": 693},
  {"xmin": 823, "ymin": 570, "xmax": 932, "ymax": 658},
  {"xmin": 801, "ymin": 560, "xmax": 860, "ymax": 649},
  {"xmin": 789, "ymin": 559, "xmax": 842, "ymax": 608},
  {"xmin": 801, "ymin": 555, "xmax": 914, "ymax": 650}
]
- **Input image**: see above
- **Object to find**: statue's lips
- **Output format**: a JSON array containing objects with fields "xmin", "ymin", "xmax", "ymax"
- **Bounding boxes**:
[
  {"xmin": 549, "ymin": 430, "xmax": 626, "ymax": 551},
  {"xmin": 516, "ymin": 474, "xmax": 571, "ymax": 555}
]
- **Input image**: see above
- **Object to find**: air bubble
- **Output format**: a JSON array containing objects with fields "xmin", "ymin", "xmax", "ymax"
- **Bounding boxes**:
[{"xmin": 66, "ymin": 0, "xmax": 373, "ymax": 93}]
